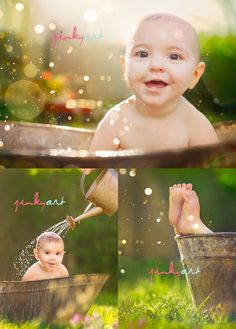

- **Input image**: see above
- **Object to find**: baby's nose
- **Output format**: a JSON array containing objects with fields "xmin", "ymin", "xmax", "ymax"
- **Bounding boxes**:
[{"xmin": 149, "ymin": 56, "xmax": 166, "ymax": 71}]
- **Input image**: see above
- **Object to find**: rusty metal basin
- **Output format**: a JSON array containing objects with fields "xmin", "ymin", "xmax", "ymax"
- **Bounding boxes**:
[
  {"xmin": 0, "ymin": 274, "xmax": 109, "ymax": 324},
  {"xmin": 1, "ymin": 121, "xmax": 236, "ymax": 167},
  {"xmin": 175, "ymin": 233, "xmax": 236, "ymax": 318}
]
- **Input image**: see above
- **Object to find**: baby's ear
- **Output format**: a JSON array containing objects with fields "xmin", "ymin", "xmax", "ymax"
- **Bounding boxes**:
[
  {"xmin": 189, "ymin": 62, "xmax": 205, "ymax": 89},
  {"xmin": 119, "ymin": 55, "xmax": 126, "ymax": 78},
  {"xmin": 33, "ymin": 248, "xmax": 39, "ymax": 260}
]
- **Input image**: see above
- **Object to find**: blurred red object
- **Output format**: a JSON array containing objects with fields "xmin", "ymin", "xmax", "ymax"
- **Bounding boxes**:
[{"xmin": 42, "ymin": 71, "xmax": 53, "ymax": 80}]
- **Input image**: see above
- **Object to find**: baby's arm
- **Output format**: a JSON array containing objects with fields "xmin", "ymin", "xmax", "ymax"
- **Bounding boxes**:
[
  {"xmin": 89, "ymin": 107, "xmax": 121, "ymax": 151},
  {"xmin": 60, "ymin": 264, "xmax": 69, "ymax": 277},
  {"xmin": 21, "ymin": 264, "xmax": 38, "ymax": 281},
  {"xmin": 188, "ymin": 109, "xmax": 219, "ymax": 146}
]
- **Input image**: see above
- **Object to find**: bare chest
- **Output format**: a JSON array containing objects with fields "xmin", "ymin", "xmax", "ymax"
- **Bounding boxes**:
[{"xmin": 118, "ymin": 119, "xmax": 189, "ymax": 151}]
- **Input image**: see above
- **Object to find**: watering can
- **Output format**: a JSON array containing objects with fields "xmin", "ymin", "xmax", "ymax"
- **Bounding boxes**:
[{"xmin": 66, "ymin": 169, "xmax": 118, "ymax": 229}]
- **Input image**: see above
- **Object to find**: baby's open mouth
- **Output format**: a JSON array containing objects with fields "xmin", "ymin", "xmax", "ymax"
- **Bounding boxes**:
[{"xmin": 145, "ymin": 80, "xmax": 168, "ymax": 88}]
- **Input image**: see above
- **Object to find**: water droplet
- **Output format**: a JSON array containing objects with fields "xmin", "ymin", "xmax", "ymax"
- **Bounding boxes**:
[
  {"xmin": 120, "ymin": 268, "xmax": 125, "ymax": 274},
  {"xmin": 67, "ymin": 46, "xmax": 73, "ymax": 54},
  {"xmin": 156, "ymin": 218, "xmax": 161, "ymax": 223},
  {"xmin": 157, "ymin": 241, "xmax": 162, "ymax": 245},
  {"xmin": 107, "ymin": 53, "xmax": 113, "ymax": 59},
  {"xmin": 121, "ymin": 239, "xmax": 126, "ymax": 245},
  {"xmin": 113, "ymin": 138, "xmax": 120, "ymax": 146},
  {"xmin": 34, "ymin": 24, "xmax": 44, "ymax": 34},
  {"xmin": 119, "ymin": 169, "xmax": 126, "ymax": 175},
  {"xmin": 188, "ymin": 215, "xmax": 194, "ymax": 221},
  {"xmin": 66, "ymin": 99, "xmax": 76, "ymax": 109},
  {"xmin": 48, "ymin": 22, "xmax": 56, "ymax": 30},
  {"xmin": 129, "ymin": 169, "xmax": 136, "ymax": 177},
  {"xmin": 0, "ymin": 141, "xmax": 3, "ymax": 147},
  {"xmin": 144, "ymin": 188, "xmax": 152, "ymax": 196},
  {"xmin": 4, "ymin": 124, "xmax": 11, "ymax": 131},
  {"xmin": 16, "ymin": 3, "xmax": 24, "ymax": 11},
  {"xmin": 97, "ymin": 101, "xmax": 103, "ymax": 107},
  {"xmin": 83, "ymin": 75, "xmax": 90, "ymax": 81},
  {"xmin": 193, "ymin": 223, "xmax": 199, "ymax": 229}
]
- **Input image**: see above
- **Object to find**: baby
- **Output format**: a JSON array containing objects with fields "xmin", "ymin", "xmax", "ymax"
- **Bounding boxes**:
[
  {"xmin": 169, "ymin": 183, "xmax": 212, "ymax": 235},
  {"xmin": 89, "ymin": 13, "xmax": 219, "ymax": 152},
  {"xmin": 22, "ymin": 232, "xmax": 69, "ymax": 281}
]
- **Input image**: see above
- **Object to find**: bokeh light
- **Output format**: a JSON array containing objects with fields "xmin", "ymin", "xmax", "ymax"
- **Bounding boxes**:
[
  {"xmin": 144, "ymin": 188, "xmax": 153, "ymax": 196},
  {"xmin": 24, "ymin": 63, "xmax": 38, "ymax": 78},
  {"xmin": 34, "ymin": 24, "xmax": 44, "ymax": 34},
  {"xmin": 83, "ymin": 10, "xmax": 97, "ymax": 22},
  {"xmin": 5, "ymin": 80, "xmax": 45, "ymax": 120},
  {"xmin": 16, "ymin": 3, "xmax": 24, "ymax": 11}
]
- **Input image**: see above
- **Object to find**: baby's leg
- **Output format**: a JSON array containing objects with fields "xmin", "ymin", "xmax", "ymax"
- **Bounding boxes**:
[
  {"xmin": 175, "ymin": 190, "xmax": 212, "ymax": 235},
  {"xmin": 169, "ymin": 183, "xmax": 192, "ymax": 226}
]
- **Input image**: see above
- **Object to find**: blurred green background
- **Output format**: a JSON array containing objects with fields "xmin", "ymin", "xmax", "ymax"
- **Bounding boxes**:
[{"xmin": 0, "ymin": 168, "xmax": 117, "ymax": 305}]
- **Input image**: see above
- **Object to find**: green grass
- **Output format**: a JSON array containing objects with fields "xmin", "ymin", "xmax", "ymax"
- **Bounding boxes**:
[{"xmin": 119, "ymin": 257, "xmax": 236, "ymax": 329}]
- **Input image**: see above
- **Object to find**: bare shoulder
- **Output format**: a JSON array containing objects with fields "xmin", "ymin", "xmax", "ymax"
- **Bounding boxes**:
[
  {"xmin": 60, "ymin": 264, "xmax": 69, "ymax": 277},
  {"xmin": 89, "ymin": 98, "xmax": 132, "ymax": 151},
  {"xmin": 183, "ymin": 98, "xmax": 219, "ymax": 146},
  {"xmin": 21, "ymin": 262, "xmax": 40, "ymax": 281}
]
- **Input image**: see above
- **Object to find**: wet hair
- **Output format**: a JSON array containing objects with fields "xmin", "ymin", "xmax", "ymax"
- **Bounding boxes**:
[
  {"xmin": 35, "ymin": 232, "xmax": 64, "ymax": 250},
  {"xmin": 127, "ymin": 13, "xmax": 200, "ymax": 62}
]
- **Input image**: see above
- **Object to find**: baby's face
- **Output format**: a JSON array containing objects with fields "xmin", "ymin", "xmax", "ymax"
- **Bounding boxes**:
[
  {"xmin": 122, "ymin": 19, "xmax": 204, "ymax": 109},
  {"xmin": 35, "ymin": 240, "xmax": 65, "ymax": 272}
]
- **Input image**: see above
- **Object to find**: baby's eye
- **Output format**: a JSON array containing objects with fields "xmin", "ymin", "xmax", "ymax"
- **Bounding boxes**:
[
  {"xmin": 56, "ymin": 252, "xmax": 61, "ymax": 256},
  {"xmin": 45, "ymin": 251, "xmax": 49, "ymax": 255},
  {"xmin": 135, "ymin": 50, "xmax": 149, "ymax": 58},
  {"xmin": 169, "ymin": 53, "xmax": 183, "ymax": 60}
]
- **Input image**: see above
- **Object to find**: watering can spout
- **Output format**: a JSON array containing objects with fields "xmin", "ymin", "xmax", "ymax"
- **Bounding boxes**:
[{"xmin": 66, "ymin": 206, "xmax": 103, "ymax": 230}]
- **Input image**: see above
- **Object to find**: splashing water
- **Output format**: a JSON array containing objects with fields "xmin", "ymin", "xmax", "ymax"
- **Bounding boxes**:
[{"xmin": 13, "ymin": 219, "xmax": 70, "ymax": 279}]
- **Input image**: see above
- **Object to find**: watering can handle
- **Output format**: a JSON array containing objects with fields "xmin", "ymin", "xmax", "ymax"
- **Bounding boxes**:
[
  {"xmin": 80, "ymin": 169, "xmax": 107, "ymax": 198},
  {"xmin": 80, "ymin": 172, "xmax": 87, "ymax": 197}
]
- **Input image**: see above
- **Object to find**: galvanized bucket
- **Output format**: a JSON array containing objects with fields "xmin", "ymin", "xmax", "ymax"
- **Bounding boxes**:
[
  {"xmin": 1, "ymin": 121, "xmax": 236, "ymax": 167},
  {"xmin": 175, "ymin": 233, "xmax": 236, "ymax": 318}
]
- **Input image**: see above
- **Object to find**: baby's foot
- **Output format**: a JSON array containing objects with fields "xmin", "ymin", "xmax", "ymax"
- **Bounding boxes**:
[
  {"xmin": 175, "ymin": 190, "xmax": 212, "ymax": 235},
  {"xmin": 169, "ymin": 183, "xmax": 192, "ymax": 226}
]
